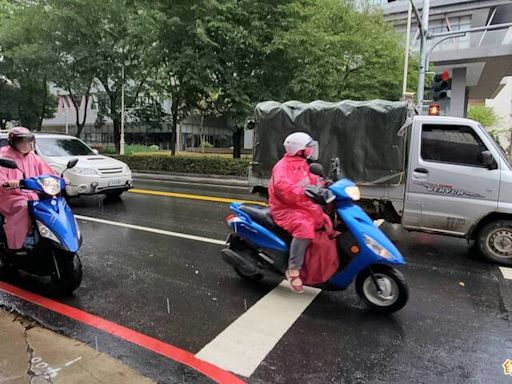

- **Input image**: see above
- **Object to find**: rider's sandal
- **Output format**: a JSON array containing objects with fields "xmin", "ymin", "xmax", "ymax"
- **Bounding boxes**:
[{"xmin": 286, "ymin": 270, "xmax": 304, "ymax": 294}]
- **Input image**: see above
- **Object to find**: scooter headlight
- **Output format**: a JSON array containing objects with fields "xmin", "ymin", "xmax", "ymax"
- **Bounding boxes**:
[
  {"xmin": 36, "ymin": 220, "xmax": 61, "ymax": 244},
  {"xmin": 344, "ymin": 186, "xmax": 360, "ymax": 201},
  {"xmin": 363, "ymin": 235, "xmax": 392, "ymax": 259},
  {"xmin": 38, "ymin": 178, "xmax": 61, "ymax": 196}
]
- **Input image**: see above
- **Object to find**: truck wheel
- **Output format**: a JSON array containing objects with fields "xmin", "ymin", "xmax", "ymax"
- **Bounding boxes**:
[{"xmin": 477, "ymin": 220, "xmax": 512, "ymax": 266}]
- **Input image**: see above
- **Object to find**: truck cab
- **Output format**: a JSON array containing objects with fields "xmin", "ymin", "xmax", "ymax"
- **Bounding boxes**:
[{"xmin": 401, "ymin": 115, "xmax": 512, "ymax": 265}]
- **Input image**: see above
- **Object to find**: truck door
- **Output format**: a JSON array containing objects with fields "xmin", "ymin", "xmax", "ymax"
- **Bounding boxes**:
[{"xmin": 404, "ymin": 121, "xmax": 500, "ymax": 235}]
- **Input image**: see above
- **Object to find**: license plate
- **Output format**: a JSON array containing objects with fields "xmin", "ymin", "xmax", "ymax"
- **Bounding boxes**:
[{"xmin": 108, "ymin": 178, "xmax": 123, "ymax": 187}]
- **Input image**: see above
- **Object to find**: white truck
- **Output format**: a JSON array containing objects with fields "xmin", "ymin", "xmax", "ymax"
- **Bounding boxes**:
[{"xmin": 248, "ymin": 100, "xmax": 512, "ymax": 266}]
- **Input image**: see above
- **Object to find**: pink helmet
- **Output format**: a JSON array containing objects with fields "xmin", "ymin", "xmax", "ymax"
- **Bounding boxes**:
[{"xmin": 8, "ymin": 126, "xmax": 35, "ymax": 149}]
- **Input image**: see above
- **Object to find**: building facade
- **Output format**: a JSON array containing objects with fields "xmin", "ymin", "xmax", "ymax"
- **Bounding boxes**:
[{"xmin": 353, "ymin": 0, "xmax": 512, "ymax": 117}]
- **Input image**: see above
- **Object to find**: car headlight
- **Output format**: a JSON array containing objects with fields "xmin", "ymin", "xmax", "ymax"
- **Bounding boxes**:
[
  {"xmin": 344, "ymin": 186, "xmax": 361, "ymax": 201},
  {"xmin": 36, "ymin": 220, "xmax": 61, "ymax": 244},
  {"xmin": 73, "ymin": 167, "xmax": 98, "ymax": 176},
  {"xmin": 363, "ymin": 235, "xmax": 393, "ymax": 259},
  {"xmin": 38, "ymin": 178, "xmax": 61, "ymax": 196}
]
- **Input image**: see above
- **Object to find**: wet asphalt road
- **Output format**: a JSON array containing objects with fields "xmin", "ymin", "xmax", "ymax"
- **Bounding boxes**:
[{"xmin": 1, "ymin": 178, "xmax": 511, "ymax": 384}]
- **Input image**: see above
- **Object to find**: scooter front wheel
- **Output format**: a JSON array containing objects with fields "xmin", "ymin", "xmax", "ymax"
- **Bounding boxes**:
[
  {"xmin": 51, "ymin": 252, "xmax": 82, "ymax": 295},
  {"xmin": 355, "ymin": 264, "xmax": 408, "ymax": 314}
]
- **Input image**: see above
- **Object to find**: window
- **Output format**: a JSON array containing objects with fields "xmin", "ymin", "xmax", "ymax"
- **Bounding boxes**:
[
  {"xmin": 421, "ymin": 124, "xmax": 488, "ymax": 167},
  {"xmin": 37, "ymin": 137, "xmax": 95, "ymax": 157},
  {"xmin": 0, "ymin": 138, "xmax": 7, "ymax": 148}
]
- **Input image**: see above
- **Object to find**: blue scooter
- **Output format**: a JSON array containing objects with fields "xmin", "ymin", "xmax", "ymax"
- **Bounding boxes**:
[
  {"xmin": 222, "ymin": 159, "xmax": 408, "ymax": 314},
  {"xmin": 0, "ymin": 158, "xmax": 83, "ymax": 294}
]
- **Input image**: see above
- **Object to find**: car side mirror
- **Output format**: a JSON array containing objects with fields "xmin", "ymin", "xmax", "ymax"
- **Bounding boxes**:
[
  {"xmin": 481, "ymin": 151, "xmax": 497, "ymax": 170},
  {"xmin": 309, "ymin": 163, "xmax": 324, "ymax": 177},
  {"xmin": 0, "ymin": 158, "xmax": 18, "ymax": 170},
  {"xmin": 92, "ymin": 149, "xmax": 99, "ymax": 155}
]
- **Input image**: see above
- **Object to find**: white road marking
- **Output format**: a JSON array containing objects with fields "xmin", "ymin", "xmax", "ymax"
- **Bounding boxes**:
[
  {"xmin": 500, "ymin": 267, "xmax": 512, "ymax": 280},
  {"xmin": 195, "ymin": 280, "xmax": 321, "ymax": 377},
  {"xmin": 75, "ymin": 215, "xmax": 225, "ymax": 245}
]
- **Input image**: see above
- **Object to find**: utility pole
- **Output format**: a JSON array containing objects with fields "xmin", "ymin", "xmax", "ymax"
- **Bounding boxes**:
[
  {"xmin": 402, "ymin": 1, "xmax": 412, "ymax": 96},
  {"xmin": 416, "ymin": 0, "xmax": 430, "ymax": 113},
  {"xmin": 120, "ymin": 64, "xmax": 125, "ymax": 155}
]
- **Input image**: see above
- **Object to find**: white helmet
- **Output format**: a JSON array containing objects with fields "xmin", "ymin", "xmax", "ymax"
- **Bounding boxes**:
[{"xmin": 283, "ymin": 132, "xmax": 319, "ymax": 160}]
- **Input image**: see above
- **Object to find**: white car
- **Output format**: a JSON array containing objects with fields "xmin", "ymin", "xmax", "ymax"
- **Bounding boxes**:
[{"xmin": 0, "ymin": 132, "xmax": 133, "ymax": 197}]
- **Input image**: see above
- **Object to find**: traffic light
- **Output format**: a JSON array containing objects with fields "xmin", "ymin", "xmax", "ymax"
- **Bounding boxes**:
[
  {"xmin": 429, "ymin": 70, "xmax": 451, "ymax": 101},
  {"xmin": 428, "ymin": 103, "xmax": 440, "ymax": 116}
]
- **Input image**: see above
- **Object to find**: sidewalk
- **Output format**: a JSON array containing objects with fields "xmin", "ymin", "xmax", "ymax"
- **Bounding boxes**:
[
  {"xmin": 0, "ymin": 308, "xmax": 154, "ymax": 384},
  {"xmin": 132, "ymin": 171, "xmax": 249, "ymax": 188}
]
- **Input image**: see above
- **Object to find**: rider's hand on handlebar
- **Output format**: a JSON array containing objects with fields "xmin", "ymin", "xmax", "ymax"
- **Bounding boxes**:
[
  {"xmin": 3, "ymin": 179, "xmax": 20, "ymax": 189},
  {"xmin": 304, "ymin": 185, "xmax": 335, "ymax": 205}
]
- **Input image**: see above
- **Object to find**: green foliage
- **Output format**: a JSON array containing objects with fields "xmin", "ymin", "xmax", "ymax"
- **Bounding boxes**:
[
  {"xmin": 271, "ymin": 0, "xmax": 407, "ymax": 101},
  {"xmin": 467, "ymin": 105, "xmax": 499, "ymax": 128},
  {"xmin": 0, "ymin": 3, "xmax": 56, "ymax": 129},
  {"xmin": 114, "ymin": 154, "xmax": 250, "ymax": 176},
  {"xmin": 1, "ymin": 0, "xmax": 410, "ymax": 150}
]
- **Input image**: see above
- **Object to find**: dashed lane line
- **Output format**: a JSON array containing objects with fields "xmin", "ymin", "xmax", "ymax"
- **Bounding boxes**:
[{"xmin": 75, "ymin": 215, "xmax": 226, "ymax": 245}]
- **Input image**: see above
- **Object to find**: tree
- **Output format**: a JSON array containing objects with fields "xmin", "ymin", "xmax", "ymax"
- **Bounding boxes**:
[
  {"xmin": 467, "ymin": 105, "xmax": 499, "ymax": 128},
  {"xmin": 272, "ymin": 0, "xmax": 408, "ymax": 102},
  {"xmin": 0, "ymin": 2, "xmax": 56, "ymax": 130},
  {"xmin": 139, "ymin": 0, "xmax": 222, "ymax": 155},
  {"xmin": 44, "ymin": 0, "xmax": 153, "ymax": 151},
  {"xmin": 204, "ymin": 0, "xmax": 298, "ymax": 158}
]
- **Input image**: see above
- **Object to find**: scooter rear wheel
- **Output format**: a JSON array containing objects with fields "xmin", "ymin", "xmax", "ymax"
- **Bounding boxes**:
[
  {"xmin": 233, "ymin": 266, "xmax": 264, "ymax": 282},
  {"xmin": 355, "ymin": 264, "xmax": 408, "ymax": 314}
]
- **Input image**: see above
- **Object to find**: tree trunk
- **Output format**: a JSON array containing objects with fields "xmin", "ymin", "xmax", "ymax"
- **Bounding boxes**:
[
  {"xmin": 37, "ymin": 78, "xmax": 49, "ymax": 131},
  {"xmin": 170, "ymin": 114, "xmax": 177, "ymax": 156},
  {"xmin": 232, "ymin": 127, "xmax": 243, "ymax": 159},
  {"xmin": 113, "ymin": 117, "xmax": 121, "ymax": 154}
]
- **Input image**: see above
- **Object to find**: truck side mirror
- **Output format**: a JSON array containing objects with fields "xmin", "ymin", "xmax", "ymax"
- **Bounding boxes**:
[
  {"xmin": 481, "ymin": 151, "xmax": 497, "ymax": 170},
  {"xmin": 309, "ymin": 163, "xmax": 324, "ymax": 177}
]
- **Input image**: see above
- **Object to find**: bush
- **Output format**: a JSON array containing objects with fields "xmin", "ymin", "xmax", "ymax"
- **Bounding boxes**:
[{"xmin": 114, "ymin": 154, "xmax": 250, "ymax": 177}]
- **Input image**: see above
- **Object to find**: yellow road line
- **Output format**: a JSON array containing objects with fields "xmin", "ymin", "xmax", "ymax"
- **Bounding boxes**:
[{"xmin": 129, "ymin": 188, "xmax": 267, "ymax": 206}]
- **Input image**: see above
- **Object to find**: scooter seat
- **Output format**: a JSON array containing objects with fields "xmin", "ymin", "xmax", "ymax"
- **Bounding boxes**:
[{"xmin": 238, "ymin": 204, "xmax": 293, "ymax": 243}]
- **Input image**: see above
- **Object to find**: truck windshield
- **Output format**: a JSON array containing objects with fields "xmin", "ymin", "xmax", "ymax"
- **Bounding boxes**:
[{"xmin": 479, "ymin": 124, "xmax": 512, "ymax": 169}]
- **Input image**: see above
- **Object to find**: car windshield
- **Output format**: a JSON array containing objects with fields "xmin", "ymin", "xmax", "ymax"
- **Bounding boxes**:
[{"xmin": 37, "ymin": 137, "xmax": 95, "ymax": 157}]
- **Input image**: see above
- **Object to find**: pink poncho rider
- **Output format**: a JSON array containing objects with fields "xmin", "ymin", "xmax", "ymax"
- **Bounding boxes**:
[{"xmin": 0, "ymin": 127, "xmax": 58, "ymax": 252}]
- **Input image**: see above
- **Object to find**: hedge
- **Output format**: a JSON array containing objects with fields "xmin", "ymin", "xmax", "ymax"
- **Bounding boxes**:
[{"xmin": 113, "ymin": 155, "xmax": 250, "ymax": 177}]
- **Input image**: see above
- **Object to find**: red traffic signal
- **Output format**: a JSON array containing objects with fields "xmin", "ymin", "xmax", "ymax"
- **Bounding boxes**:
[{"xmin": 430, "ymin": 70, "xmax": 451, "ymax": 101}]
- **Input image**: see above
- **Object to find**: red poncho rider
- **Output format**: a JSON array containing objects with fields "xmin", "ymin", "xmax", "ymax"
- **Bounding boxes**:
[{"xmin": 268, "ymin": 132, "xmax": 332, "ymax": 293}]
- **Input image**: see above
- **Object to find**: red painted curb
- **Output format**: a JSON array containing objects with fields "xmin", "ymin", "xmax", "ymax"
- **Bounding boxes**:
[{"xmin": 0, "ymin": 281, "xmax": 245, "ymax": 384}]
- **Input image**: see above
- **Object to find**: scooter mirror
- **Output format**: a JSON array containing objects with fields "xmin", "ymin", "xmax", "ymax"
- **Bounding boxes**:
[
  {"xmin": 67, "ymin": 159, "xmax": 79, "ymax": 170},
  {"xmin": 0, "ymin": 158, "xmax": 18, "ymax": 170},
  {"xmin": 309, "ymin": 163, "xmax": 324, "ymax": 177}
]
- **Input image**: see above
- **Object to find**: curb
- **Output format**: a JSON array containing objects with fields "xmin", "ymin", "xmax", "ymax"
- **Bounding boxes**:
[{"xmin": 132, "ymin": 171, "xmax": 249, "ymax": 187}]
